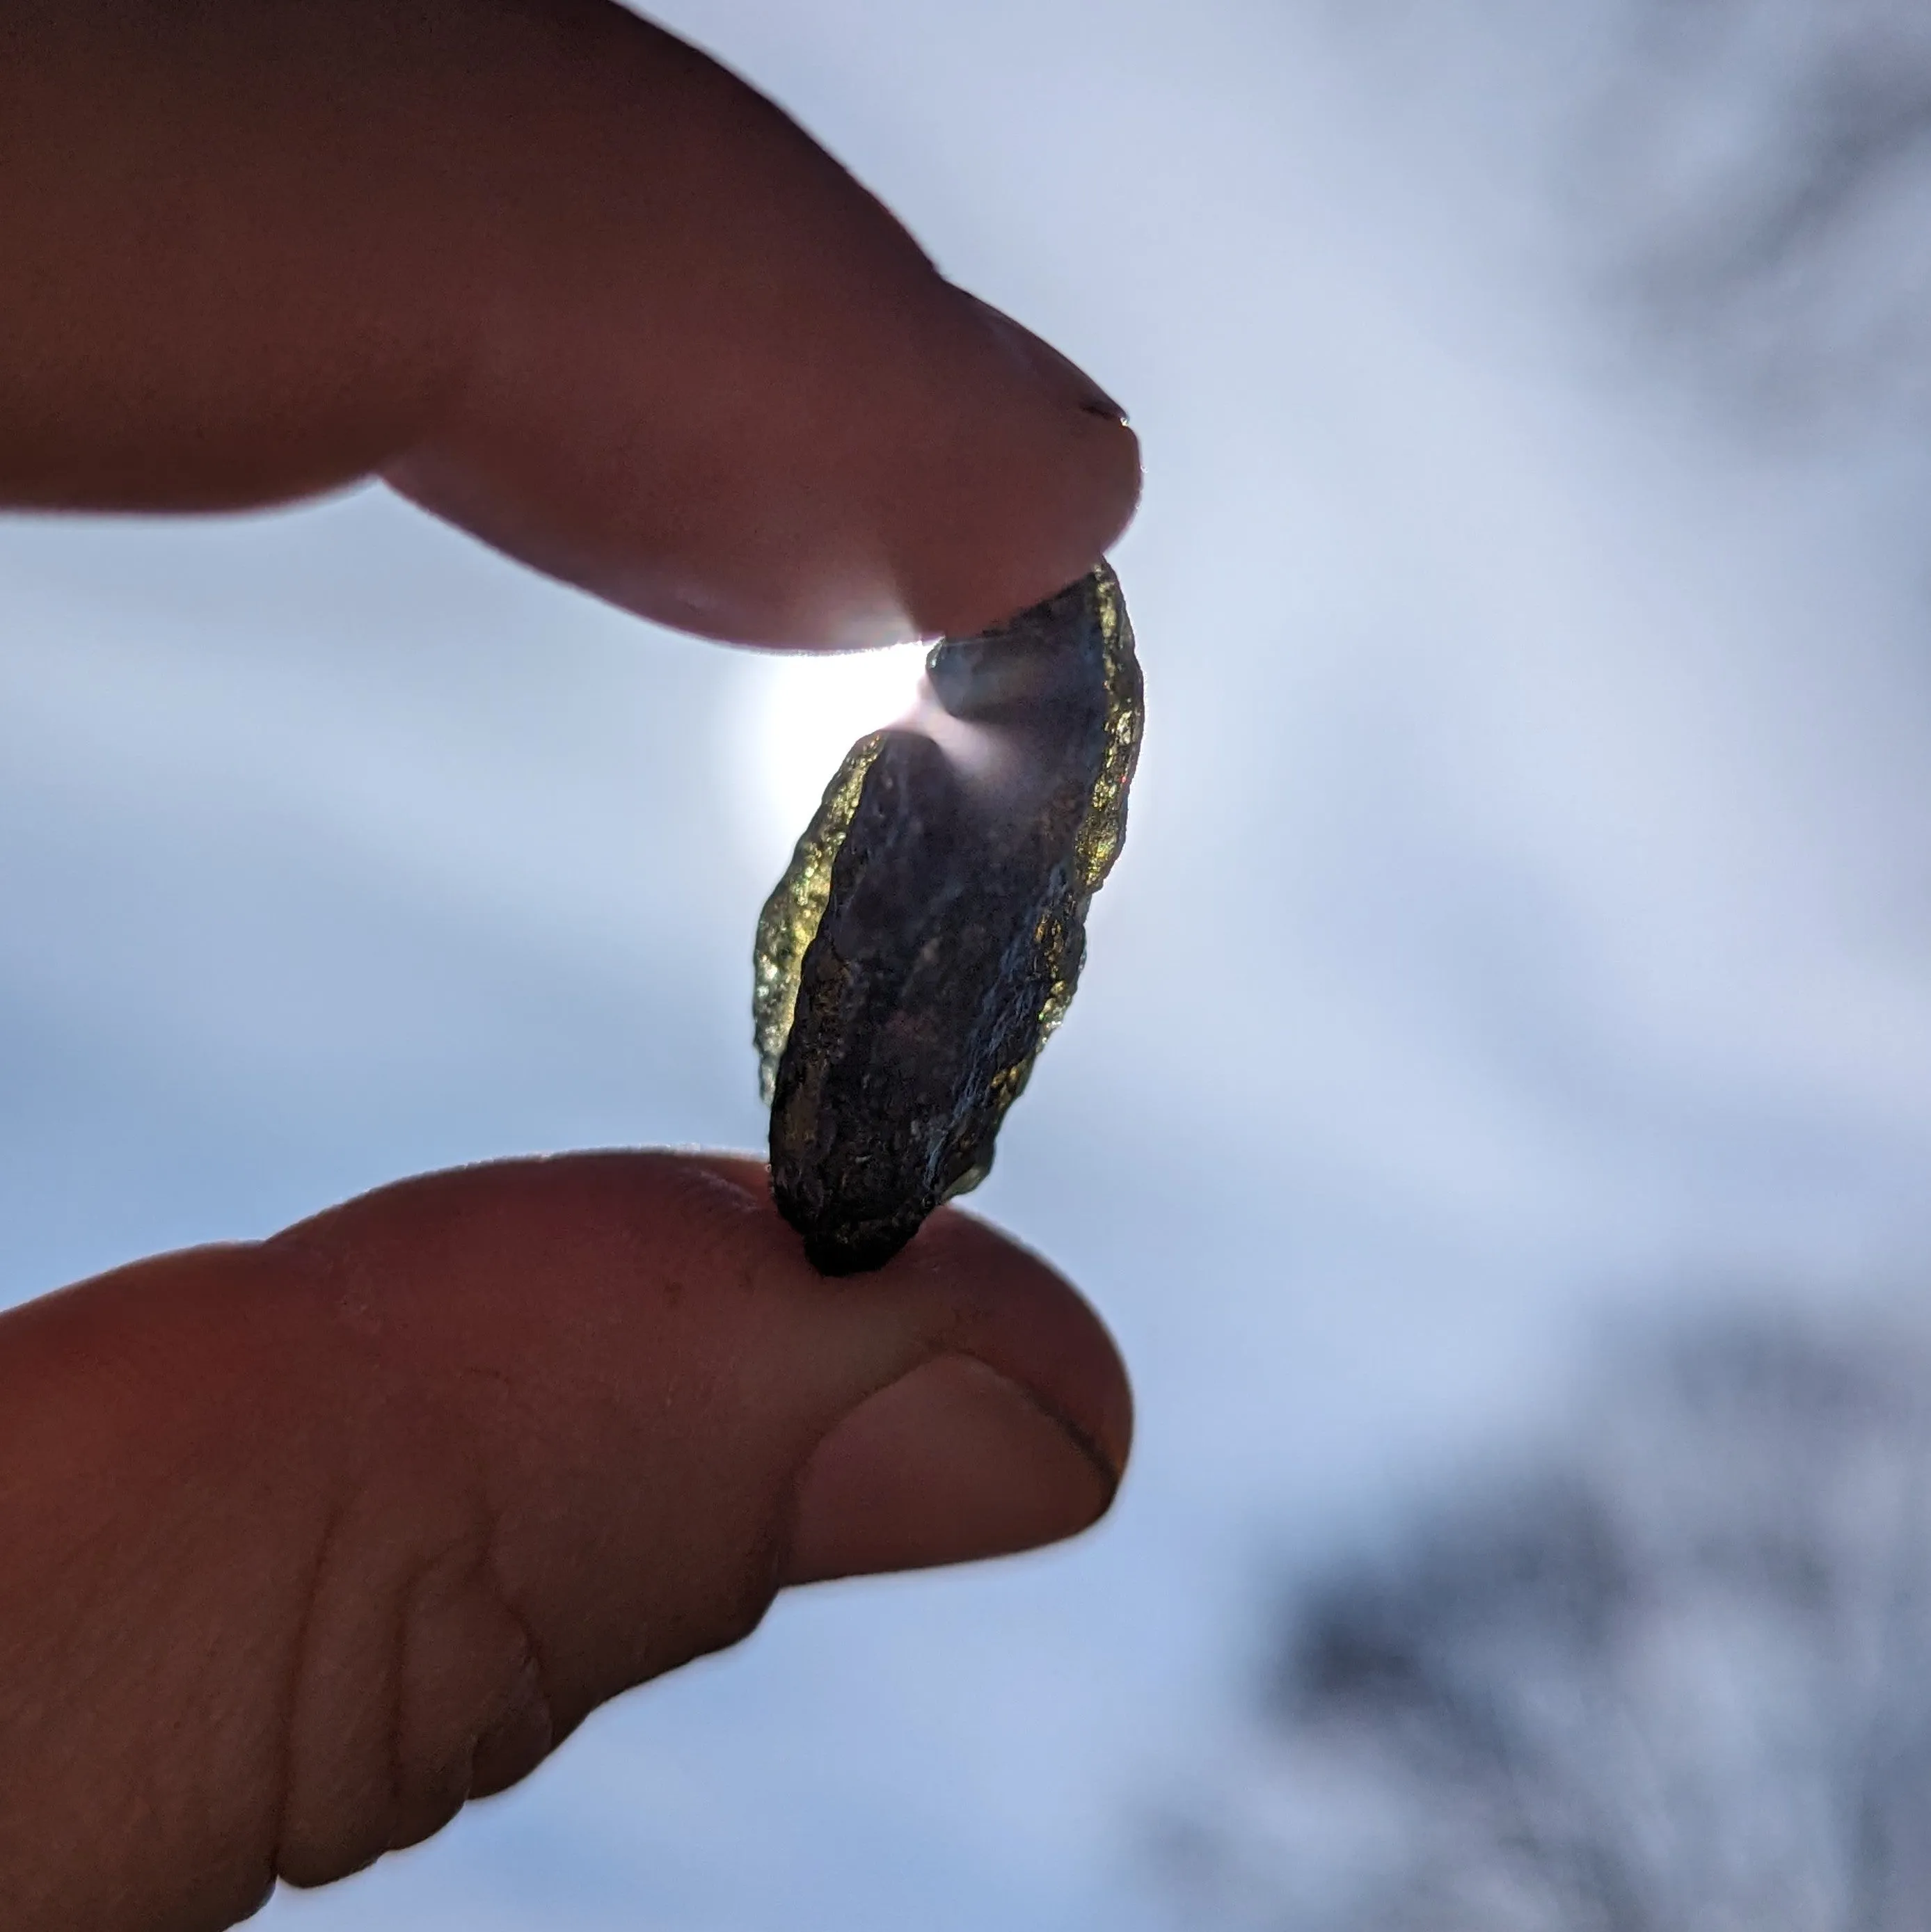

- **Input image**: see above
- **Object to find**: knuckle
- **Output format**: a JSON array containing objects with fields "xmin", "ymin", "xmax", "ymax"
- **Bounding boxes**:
[{"xmin": 275, "ymin": 1497, "xmax": 551, "ymax": 1888}]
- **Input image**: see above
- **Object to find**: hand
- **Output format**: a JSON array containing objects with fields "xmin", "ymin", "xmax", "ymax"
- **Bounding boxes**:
[{"xmin": 0, "ymin": 5, "xmax": 1140, "ymax": 1926}]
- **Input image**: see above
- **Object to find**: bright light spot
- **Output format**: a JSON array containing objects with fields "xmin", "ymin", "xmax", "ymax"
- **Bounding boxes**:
[{"xmin": 732, "ymin": 641, "xmax": 932, "ymax": 864}]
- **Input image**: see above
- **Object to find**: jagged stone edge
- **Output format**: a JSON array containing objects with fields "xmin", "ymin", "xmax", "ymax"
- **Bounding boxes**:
[
  {"xmin": 752, "ymin": 730, "xmax": 886, "ymax": 1105},
  {"xmin": 944, "ymin": 561, "xmax": 1145, "ymax": 1198}
]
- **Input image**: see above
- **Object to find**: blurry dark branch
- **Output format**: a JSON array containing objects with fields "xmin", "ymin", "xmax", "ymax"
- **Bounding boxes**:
[
  {"xmin": 1161, "ymin": 1310, "xmax": 1931, "ymax": 1931},
  {"xmin": 1778, "ymin": 64, "xmax": 1931, "ymax": 246},
  {"xmin": 1588, "ymin": 0, "xmax": 1931, "ymax": 425},
  {"xmin": 1619, "ymin": 0, "xmax": 1931, "ymax": 259}
]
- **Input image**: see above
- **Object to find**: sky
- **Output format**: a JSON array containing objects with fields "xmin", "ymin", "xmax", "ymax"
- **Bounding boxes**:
[{"xmin": 6, "ymin": 1, "xmax": 1931, "ymax": 1926}]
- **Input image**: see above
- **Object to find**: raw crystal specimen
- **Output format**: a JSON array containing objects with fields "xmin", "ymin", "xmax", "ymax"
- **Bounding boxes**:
[{"xmin": 753, "ymin": 560, "xmax": 1143, "ymax": 1275}]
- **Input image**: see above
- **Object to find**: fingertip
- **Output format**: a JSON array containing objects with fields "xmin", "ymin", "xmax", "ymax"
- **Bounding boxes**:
[
  {"xmin": 805, "ymin": 277, "xmax": 1145, "ymax": 645},
  {"xmin": 964, "ymin": 293, "xmax": 1129, "ymax": 425},
  {"xmin": 662, "ymin": 1156, "xmax": 1136, "ymax": 1492},
  {"xmin": 889, "ymin": 1205, "xmax": 1136, "ymax": 1487},
  {"xmin": 889, "ymin": 289, "xmax": 1141, "ymax": 640},
  {"xmin": 781, "ymin": 1355, "xmax": 1118, "ymax": 1584},
  {"xmin": 890, "ymin": 390, "xmax": 1143, "ymax": 644},
  {"xmin": 771, "ymin": 1197, "xmax": 1134, "ymax": 1585}
]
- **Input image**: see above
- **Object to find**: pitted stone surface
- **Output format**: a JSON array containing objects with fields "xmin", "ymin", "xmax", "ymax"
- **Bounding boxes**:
[{"xmin": 753, "ymin": 561, "xmax": 1143, "ymax": 1275}]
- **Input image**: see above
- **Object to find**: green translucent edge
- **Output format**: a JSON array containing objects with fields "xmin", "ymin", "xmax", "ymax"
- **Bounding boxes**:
[
  {"xmin": 753, "ymin": 731, "xmax": 885, "ymax": 1105},
  {"xmin": 944, "ymin": 560, "xmax": 1143, "ymax": 1195}
]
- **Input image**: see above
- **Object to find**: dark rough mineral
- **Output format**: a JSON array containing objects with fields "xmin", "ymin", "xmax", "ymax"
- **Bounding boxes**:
[{"xmin": 752, "ymin": 560, "xmax": 1143, "ymax": 1275}]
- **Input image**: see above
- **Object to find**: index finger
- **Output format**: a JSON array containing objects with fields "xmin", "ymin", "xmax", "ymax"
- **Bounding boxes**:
[{"xmin": 0, "ymin": 0, "xmax": 1139, "ymax": 644}]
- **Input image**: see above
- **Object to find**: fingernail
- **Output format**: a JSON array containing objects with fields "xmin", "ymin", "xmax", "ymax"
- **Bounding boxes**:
[
  {"xmin": 964, "ymin": 292, "xmax": 1129, "ymax": 424},
  {"xmin": 782, "ymin": 1355, "xmax": 1122, "ymax": 1585}
]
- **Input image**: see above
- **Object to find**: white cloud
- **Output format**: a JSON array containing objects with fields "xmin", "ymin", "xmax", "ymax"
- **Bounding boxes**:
[{"xmin": 6, "ymin": 2, "xmax": 1931, "ymax": 1926}]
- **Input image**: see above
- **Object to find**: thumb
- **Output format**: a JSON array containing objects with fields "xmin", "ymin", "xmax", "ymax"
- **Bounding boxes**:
[{"xmin": 0, "ymin": 1153, "xmax": 1129, "ymax": 1930}]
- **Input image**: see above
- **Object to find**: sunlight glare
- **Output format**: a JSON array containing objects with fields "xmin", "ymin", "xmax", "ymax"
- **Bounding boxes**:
[{"xmin": 736, "ymin": 641, "xmax": 933, "ymax": 865}]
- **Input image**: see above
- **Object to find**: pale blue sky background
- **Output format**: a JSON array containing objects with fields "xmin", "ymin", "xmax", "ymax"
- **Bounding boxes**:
[{"xmin": 6, "ymin": 1, "xmax": 1931, "ymax": 1926}]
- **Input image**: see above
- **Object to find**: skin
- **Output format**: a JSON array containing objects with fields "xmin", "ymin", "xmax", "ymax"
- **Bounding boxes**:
[{"xmin": 0, "ymin": 4, "xmax": 1141, "ymax": 1926}]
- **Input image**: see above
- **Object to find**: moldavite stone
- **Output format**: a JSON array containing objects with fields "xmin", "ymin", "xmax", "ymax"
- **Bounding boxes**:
[{"xmin": 752, "ymin": 560, "xmax": 1143, "ymax": 1275}]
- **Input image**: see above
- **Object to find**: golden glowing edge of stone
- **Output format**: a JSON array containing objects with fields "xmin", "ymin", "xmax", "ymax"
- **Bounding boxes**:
[
  {"xmin": 752, "ymin": 731, "xmax": 885, "ymax": 1106},
  {"xmin": 750, "ymin": 560, "xmax": 1144, "ymax": 1191}
]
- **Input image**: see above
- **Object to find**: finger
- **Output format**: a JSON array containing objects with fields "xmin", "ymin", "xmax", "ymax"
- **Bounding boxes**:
[
  {"xmin": 0, "ymin": 0, "xmax": 1139, "ymax": 644},
  {"xmin": 0, "ymin": 1152, "xmax": 1130, "ymax": 1928}
]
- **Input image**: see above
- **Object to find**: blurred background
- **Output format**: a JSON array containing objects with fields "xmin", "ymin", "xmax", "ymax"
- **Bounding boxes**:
[{"xmin": 6, "ymin": 0, "xmax": 1931, "ymax": 1924}]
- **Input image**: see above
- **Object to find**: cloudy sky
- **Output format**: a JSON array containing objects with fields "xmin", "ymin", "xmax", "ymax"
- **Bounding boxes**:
[{"xmin": 6, "ymin": 1, "xmax": 1931, "ymax": 1926}]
